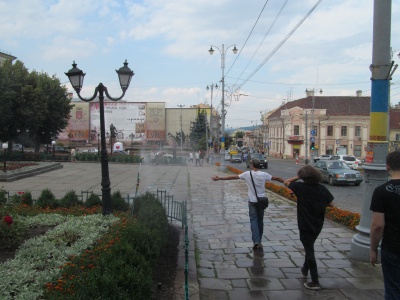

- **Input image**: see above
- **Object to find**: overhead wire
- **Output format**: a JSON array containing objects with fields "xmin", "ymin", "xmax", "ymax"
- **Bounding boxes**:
[
  {"xmin": 237, "ymin": 0, "xmax": 323, "ymax": 89},
  {"xmin": 225, "ymin": 0, "xmax": 269, "ymax": 78},
  {"xmin": 233, "ymin": 0, "xmax": 289, "ymax": 87}
]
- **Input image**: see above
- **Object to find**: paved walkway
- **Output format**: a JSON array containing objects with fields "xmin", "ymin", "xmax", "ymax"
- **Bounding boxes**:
[{"xmin": 2, "ymin": 161, "xmax": 384, "ymax": 300}]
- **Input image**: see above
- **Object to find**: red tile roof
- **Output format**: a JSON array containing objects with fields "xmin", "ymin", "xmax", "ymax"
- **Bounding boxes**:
[{"xmin": 269, "ymin": 96, "xmax": 370, "ymax": 118}]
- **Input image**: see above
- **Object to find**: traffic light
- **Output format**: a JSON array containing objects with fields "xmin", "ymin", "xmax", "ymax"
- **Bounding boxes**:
[{"xmin": 310, "ymin": 142, "xmax": 315, "ymax": 150}]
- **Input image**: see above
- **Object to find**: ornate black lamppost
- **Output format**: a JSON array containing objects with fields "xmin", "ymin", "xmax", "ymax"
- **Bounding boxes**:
[{"xmin": 65, "ymin": 60, "xmax": 134, "ymax": 215}]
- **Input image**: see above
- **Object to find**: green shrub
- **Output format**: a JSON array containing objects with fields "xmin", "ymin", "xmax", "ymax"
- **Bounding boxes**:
[
  {"xmin": 36, "ymin": 188, "xmax": 58, "ymax": 209},
  {"xmin": 21, "ymin": 191, "xmax": 33, "ymax": 206},
  {"xmin": 111, "ymin": 190, "xmax": 129, "ymax": 212},
  {"xmin": 59, "ymin": 190, "xmax": 82, "ymax": 208},
  {"xmin": 9, "ymin": 194, "xmax": 23, "ymax": 205},
  {"xmin": 85, "ymin": 193, "xmax": 102, "ymax": 207},
  {"xmin": 0, "ymin": 189, "xmax": 8, "ymax": 205}
]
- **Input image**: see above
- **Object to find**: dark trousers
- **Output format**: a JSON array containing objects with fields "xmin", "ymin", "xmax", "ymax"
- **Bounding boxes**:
[{"xmin": 299, "ymin": 230, "xmax": 320, "ymax": 283}]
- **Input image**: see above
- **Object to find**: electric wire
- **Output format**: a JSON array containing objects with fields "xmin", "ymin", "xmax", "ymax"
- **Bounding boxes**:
[
  {"xmin": 225, "ymin": 0, "xmax": 270, "ymax": 78},
  {"xmin": 237, "ymin": 0, "xmax": 323, "ymax": 89},
  {"xmin": 233, "ymin": 0, "xmax": 289, "ymax": 87}
]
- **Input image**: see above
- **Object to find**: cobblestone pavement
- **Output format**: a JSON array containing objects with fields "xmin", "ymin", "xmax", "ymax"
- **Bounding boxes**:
[{"xmin": 2, "ymin": 162, "xmax": 385, "ymax": 300}]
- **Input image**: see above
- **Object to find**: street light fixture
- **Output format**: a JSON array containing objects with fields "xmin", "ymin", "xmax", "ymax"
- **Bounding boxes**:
[
  {"xmin": 2, "ymin": 143, "xmax": 7, "ymax": 172},
  {"xmin": 65, "ymin": 60, "xmax": 134, "ymax": 215},
  {"xmin": 208, "ymin": 44, "xmax": 238, "ymax": 169}
]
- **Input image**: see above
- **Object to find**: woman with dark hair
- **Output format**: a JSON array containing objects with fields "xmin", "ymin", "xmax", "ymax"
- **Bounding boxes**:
[{"xmin": 284, "ymin": 165, "xmax": 334, "ymax": 290}]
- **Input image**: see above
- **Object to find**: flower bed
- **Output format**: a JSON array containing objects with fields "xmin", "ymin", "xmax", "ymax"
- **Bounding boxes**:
[{"xmin": 224, "ymin": 164, "xmax": 361, "ymax": 230}]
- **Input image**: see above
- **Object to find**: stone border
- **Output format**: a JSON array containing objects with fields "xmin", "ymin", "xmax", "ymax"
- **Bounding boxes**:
[{"xmin": 0, "ymin": 162, "xmax": 63, "ymax": 182}]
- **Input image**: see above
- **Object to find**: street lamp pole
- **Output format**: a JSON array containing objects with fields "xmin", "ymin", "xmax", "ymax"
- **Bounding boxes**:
[
  {"xmin": 306, "ymin": 88, "xmax": 322, "ymax": 162},
  {"xmin": 65, "ymin": 60, "xmax": 134, "ymax": 215},
  {"xmin": 208, "ymin": 44, "xmax": 238, "ymax": 169},
  {"xmin": 177, "ymin": 105, "xmax": 185, "ymax": 152},
  {"xmin": 207, "ymin": 83, "xmax": 218, "ymax": 155},
  {"xmin": 2, "ymin": 143, "xmax": 7, "ymax": 172}
]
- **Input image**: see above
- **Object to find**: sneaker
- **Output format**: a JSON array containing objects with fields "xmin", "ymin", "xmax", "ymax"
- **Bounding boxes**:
[
  {"xmin": 253, "ymin": 243, "xmax": 258, "ymax": 250},
  {"xmin": 257, "ymin": 243, "xmax": 263, "ymax": 248},
  {"xmin": 304, "ymin": 282, "xmax": 321, "ymax": 290},
  {"xmin": 301, "ymin": 267, "xmax": 308, "ymax": 277}
]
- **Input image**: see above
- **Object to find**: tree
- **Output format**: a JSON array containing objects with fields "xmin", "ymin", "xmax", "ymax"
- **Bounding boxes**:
[
  {"xmin": 189, "ymin": 109, "xmax": 208, "ymax": 150},
  {"xmin": 0, "ymin": 59, "xmax": 72, "ymax": 152}
]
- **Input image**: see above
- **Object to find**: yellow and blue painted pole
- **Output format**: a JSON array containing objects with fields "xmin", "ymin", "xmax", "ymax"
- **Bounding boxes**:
[{"xmin": 351, "ymin": 0, "xmax": 392, "ymax": 262}]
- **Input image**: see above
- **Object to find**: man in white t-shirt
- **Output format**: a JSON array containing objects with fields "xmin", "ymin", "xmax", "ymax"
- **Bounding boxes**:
[{"xmin": 212, "ymin": 158, "xmax": 284, "ymax": 250}]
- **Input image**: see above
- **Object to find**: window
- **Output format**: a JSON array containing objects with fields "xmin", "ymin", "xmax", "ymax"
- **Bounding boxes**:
[
  {"xmin": 355, "ymin": 126, "xmax": 361, "ymax": 137},
  {"xmin": 327, "ymin": 126, "xmax": 333, "ymax": 136},
  {"xmin": 396, "ymin": 133, "xmax": 400, "ymax": 141},
  {"xmin": 341, "ymin": 126, "xmax": 347, "ymax": 136},
  {"xmin": 294, "ymin": 125, "xmax": 299, "ymax": 135}
]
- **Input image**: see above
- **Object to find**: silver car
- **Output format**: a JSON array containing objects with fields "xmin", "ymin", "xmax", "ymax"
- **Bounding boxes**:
[{"xmin": 314, "ymin": 160, "xmax": 363, "ymax": 186}]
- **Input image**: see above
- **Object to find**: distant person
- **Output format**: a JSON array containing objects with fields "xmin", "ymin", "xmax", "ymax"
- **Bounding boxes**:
[
  {"xmin": 199, "ymin": 150, "xmax": 204, "ymax": 166},
  {"xmin": 284, "ymin": 165, "xmax": 334, "ymax": 290},
  {"xmin": 70, "ymin": 148, "xmax": 76, "ymax": 162},
  {"xmin": 195, "ymin": 151, "xmax": 200, "ymax": 166},
  {"xmin": 295, "ymin": 154, "xmax": 299, "ymax": 165},
  {"xmin": 211, "ymin": 158, "xmax": 284, "ymax": 250},
  {"xmin": 370, "ymin": 151, "xmax": 400, "ymax": 300},
  {"xmin": 150, "ymin": 150, "xmax": 155, "ymax": 165},
  {"xmin": 188, "ymin": 152, "xmax": 194, "ymax": 163}
]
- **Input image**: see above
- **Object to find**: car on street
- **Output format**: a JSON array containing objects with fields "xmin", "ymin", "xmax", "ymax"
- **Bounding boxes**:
[
  {"xmin": 113, "ymin": 150, "xmax": 128, "ymax": 155},
  {"xmin": 230, "ymin": 154, "xmax": 242, "ymax": 163},
  {"xmin": 314, "ymin": 154, "xmax": 333, "ymax": 163},
  {"xmin": 246, "ymin": 153, "xmax": 268, "ymax": 169},
  {"xmin": 330, "ymin": 155, "xmax": 362, "ymax": 170},
  {"xmin": 224, "ymin": 153, "xmax": 231, "ymax": 161},
  {"xmin": 314, "ymin": 160, "xmax": 363, "ymax": 186},
  {"xmin": 82, "ymin": 148, "xmax": 98, "ymax": 153}
]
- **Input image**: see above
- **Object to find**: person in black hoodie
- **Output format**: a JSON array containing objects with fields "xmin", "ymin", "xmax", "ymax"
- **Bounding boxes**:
[{"xmin": 284, "ymin": 165, "xmax": 334, "ymax": 290}]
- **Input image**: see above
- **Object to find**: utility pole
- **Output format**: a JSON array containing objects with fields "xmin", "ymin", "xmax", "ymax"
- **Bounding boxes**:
[
  {"xmin": 177, "ymin": 105, "xmax": 185, "ymax": 152},
  {"xmin": 305, "ymin": 112, "xmax": 308, "ymax": 164},
  {"xmin": 350, "ymin": 0, "xmax": 392, "ymax": 262}
]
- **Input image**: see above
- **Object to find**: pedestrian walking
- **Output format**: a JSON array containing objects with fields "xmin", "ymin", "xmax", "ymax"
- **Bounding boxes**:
[
  {"xmin": 70, "ymin": 148, "xmax": 76, "ymax": 162},
  {"xmin": 199, "ymin": 150, "xmax": 204, "ymax": 166},
  {"xmin": 370, "ymin": 151, "xmax": 400, "ymax": 300},
  {"xmin": 195, "ymin": 151, "xmax": 200, "ymax": 166},
  {"xmin": 150, "ymin": 150, "xmax": 156, "ymax": 165},
  {"xmin": 295, "ymin": 154, "xmax": 299, "ymax": 164},
  {"xmin": 188, "ymin": 152, "xmax": 194, "ymax": 163},
  {"xmin": 284, "ymin": 165, "xmax": 334, "ymax": 290},
  {"xmin": 211, "ymin": 158, "xmax": 284, "ymax": 250}
]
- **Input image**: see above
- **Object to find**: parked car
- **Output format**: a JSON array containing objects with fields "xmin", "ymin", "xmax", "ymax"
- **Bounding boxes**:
[
  {"xmin": 246, "ymin": 153, "xmax": 268, "ymax": 169},
  {"xmin": 12, "ymin": 144, "xmax": 23, "ymax": 151},
  {"xmin": 314, "ymin": 160, "xmax": 363, "ymax": 186},
  {"xmin": 330, "ymin": 155, "xmax": 362, "ymax": 170},
  {"xmin": 230, "ymin": 154, "xmax": 242, "ymax": 163},
  {"xmin": 314, "ymin": 154, "xmax": 333, "ymax": 163},
  {"xmin": 82, "ymin": 148, "xmax": 98, "ymax": 153},
  {"xmin": 224, "ymin": 153, "xmax": 231, "ymax": 161},
  {"xmin": 113, "ymin": 150, "xmax": 128, "ymax": 155}
]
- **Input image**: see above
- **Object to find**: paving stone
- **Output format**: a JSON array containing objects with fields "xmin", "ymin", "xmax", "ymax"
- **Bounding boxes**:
[
  {"xmin": 216, "ymin": 268, "xmax": 250, "ymax": 279},
  {"xmin": 228, "ymin": 290, "xmax": 268, "ymax": 300},
  {"xmin": 345, "ymin": 277, "xmax": 384, "ymax": 289},
  {"xmin": 339, "ymin": 288, "xmax": 384, "ymax": 300},
  {"xmin": 248, "ymin": 267, "xmax": 285, "ymax": 279},
  {"xmin": 247, "ymin": 278, "xmax": 285, "ymax": 290},
  {"xmin": 280, "ymin": 278, "xmax": 307, "ymax": 290},
  {"xmin": 199, "ymin": 278, "xmax": 233, "ymax": 291}
]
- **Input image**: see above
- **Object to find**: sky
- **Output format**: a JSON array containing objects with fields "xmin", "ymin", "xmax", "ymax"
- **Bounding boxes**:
[{"xmin": 1, "ymin": 0, "xmax": 400, "ymax": 129}]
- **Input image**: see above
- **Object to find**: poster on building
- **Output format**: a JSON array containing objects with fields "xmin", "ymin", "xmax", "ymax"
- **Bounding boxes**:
[
  {"xmin": 146, "ymin": 102, "xmax": 166, "ymax": 141},
  {"xmin": 58, "ymin": 102, "xmax": 90, "ymax": 142},
  {"xmin": 89, "ymin": 102, "xmax": 148, "ymax": 143}
]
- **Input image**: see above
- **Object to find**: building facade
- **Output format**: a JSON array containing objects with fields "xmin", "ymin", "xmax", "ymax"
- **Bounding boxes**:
[{"xmin": 266, "ymin": 93, "xmax": 370, "ymax": 159}]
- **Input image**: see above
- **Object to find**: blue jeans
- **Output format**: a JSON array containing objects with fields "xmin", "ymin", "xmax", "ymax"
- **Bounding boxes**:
[
  {"xmin": 249, "ymin": 204, "xmax": 264, "ymax": 244},
  {"xmin": 381, "ymin": 249, "xmax": 400, "ymax": 300}
]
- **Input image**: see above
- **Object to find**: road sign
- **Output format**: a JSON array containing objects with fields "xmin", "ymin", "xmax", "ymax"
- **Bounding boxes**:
[
  {"xmin": 310, "ymin": 130, "xmax": 316, "ymax": 135},
  {"xmin": 310, "ymin": 137, "xmax": 315, "ymax": 142}
]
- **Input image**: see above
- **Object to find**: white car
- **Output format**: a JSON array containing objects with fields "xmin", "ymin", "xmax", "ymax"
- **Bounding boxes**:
[
  {"xmin": 330, "ymin": 155, "xmax": 362, "ymax": 170},
  {"xmin": 314, "ymin": 155, "xmax": 333, "ymax": 163},
  {"xmin": 82, "ymin": 148, "xmax": 98, "ymax": 153}
]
